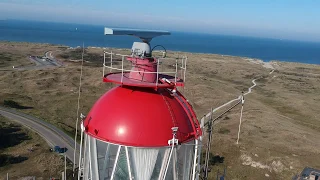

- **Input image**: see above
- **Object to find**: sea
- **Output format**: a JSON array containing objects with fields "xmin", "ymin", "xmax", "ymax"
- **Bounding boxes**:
[{"xmin": 0, "ymin": 19, "xmax": 319, "ymax": 64}]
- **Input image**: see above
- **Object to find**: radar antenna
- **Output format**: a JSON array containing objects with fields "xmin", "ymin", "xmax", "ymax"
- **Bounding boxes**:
[{"xmin": 104, "ymin": 28, "xmax": 170, "ymax": 58}]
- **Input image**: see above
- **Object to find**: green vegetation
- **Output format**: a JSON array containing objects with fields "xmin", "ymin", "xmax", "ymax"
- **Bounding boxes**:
[
  {"xmin": 218, "ymin": 127, "xmax": 230, "ymax": 134},
  {"xmin": 59, "ymin": 48, "xmax": 103, "ymax": 66},
  {"xmin": 58, "ymin": 48, "xmax": 122, "ymax": 67},
  {"xmin": 0, "ymin": 155, "xmax": 28, "ymax": 167},
  {"xmin": 3, "ymin": 100, "xmax": 33, "ymax": 109},
  {"xmin": 0, "ymin": 118, "xmax": 30, "ymax": 167},
  {"xmin": 0, "ymin": 52, "xmax": 13, "ymax": 67},
  {"xmin": 0, "ymin": 115, "xmax": 66, "ymax": 179}
]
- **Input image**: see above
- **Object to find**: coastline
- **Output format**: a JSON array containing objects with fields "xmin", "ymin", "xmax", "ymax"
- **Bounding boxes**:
[{"xmin": 1, "ymin": 40, "xmax": 318, "ymax": 66}]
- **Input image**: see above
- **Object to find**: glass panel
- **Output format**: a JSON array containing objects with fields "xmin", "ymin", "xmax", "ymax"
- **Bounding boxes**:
[
  {"xmin": 90, "ymin": 137, "xmax": 99, "ymax": 179},
  {"xmin": 165, "ymin": 156, "xmax": 174, "ymax": 180},
  {"xmin": 97, "ymin": 139, "xmax": 109, "ymax": 179},
  {"xmin": 157, "ymin": 148, "xmax": 171, "ymax": 180},
  {"xmin": 102, "ymin": 143, "xmax": 119, "ymax": 180},
  {"xmin": 83, "ymin": 137, "xmax": 197, "ymax": 180},
  {"xmin": 160, "ymin": 147, "xmax": 173, "ymax": 180},
  {"xmin": 151, "ymin": 148, "xmax": 168, "ymax": 179},
  {"xmin": 177, "ymin": 141, "xmax": 194, "ymax": 180},
  {"xmin": 88, "ymin": 135, "xmax": 93, "ymax": 180},
  {"xmin": 83, "ymin": 134, "xmax": 90, "ymax": 179},
  {"xmin": 114, "ymin": 146, "xmax": 129, "ymax": 180},
  {"xmin": 128, "ymin": 147, "xmax": 171, "ymax": 180},
  {"xmin": 173, "ymin": 148, "xmax": 179, "ymax": 179}
]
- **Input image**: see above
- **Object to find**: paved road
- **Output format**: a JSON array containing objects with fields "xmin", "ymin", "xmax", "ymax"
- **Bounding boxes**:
[
  {"xmin": 0, "ymin": 106, "xmax": 80, "ymax": 164},
  {"xmin": 45, "ymin": 51, "xmax": 63, "ymax": 66},
  {"xmin": 0, "ymin": 50, "xmax": 81, "ymax": 166},
  {"xmin": 13, "ymin": 51, "xmax": 62, "ymax": 70}
]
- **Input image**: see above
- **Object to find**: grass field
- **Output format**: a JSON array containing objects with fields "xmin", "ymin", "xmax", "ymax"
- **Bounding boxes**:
[
  {"xmin": 0, "ymin": 115, "xmax": 70, "ymax": 179},
  {"xmin": 0, "ymin": 41, "xmax": 319, "ymax": 179}
]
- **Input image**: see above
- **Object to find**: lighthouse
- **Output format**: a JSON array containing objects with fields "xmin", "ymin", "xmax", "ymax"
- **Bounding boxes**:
[{"xmin": 78, "ymin": 28, "xmax": 203, "ymax": 180}]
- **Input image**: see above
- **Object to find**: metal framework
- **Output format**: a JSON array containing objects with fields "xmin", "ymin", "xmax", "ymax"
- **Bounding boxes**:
[
  {"xmin": 201, "ymin": 95, "xmax": 245, "ymax": 179},
  {"xmin": 78, "ymin": 133, "xmax": 202, "ymax": 180},
  {"xmin": 102, "ymin": 51, "xmax": 187, "ymax": 88}
]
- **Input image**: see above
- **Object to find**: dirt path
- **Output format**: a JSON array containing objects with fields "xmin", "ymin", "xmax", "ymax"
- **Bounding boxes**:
[{"xmin": 201, "ymin": 62, "xmax": 275, "ymax": 123}]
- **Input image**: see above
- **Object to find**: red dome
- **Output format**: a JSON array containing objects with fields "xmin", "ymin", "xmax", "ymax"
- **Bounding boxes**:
[{"xmin": 83, "ymin": 86, "xmax": 200, "ymax": 147}]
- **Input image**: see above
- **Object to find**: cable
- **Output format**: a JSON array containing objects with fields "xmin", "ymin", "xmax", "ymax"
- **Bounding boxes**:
[
  {"xmin": 73, "ymin": 42, "xmax": 85, "ymax": 176},
  {"xmin": 204, "ymin": 108, "xmax": 214, "ymax": 179},
  {"xmin": 151, "ymin": 45, "xmax": 167, "ymax": 57},
  {"xmin": 204, "ymin": 99, "xmax": 241, "ymax": 127}
]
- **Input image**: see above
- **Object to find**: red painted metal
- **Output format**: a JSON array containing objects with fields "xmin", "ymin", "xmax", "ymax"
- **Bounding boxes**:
[
  {"xmin": 172, "ymin": 91, "xmax": 202, "ymax": 138},
  {"xmin": 127, "ymin": 57, "xmax": 157, "ymax": 83},
  {"xmin": 103, "ymin": 73, "xmax": 184, "ymax": 88},
  {"xmin": 84, "ymin": 49, "xmax": 201, "ymax": 147},
  {"xmin": 83, "ymin": 86, "xmax": 199, "ymax": 147},
  {"xmin": 176, "ymin": 91, "xmax": 201, "ymax": 128}
]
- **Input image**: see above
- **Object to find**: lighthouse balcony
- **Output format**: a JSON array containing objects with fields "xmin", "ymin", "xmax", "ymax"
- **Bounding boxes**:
[{"xmin": 102, "ymin": 51, "xmax": 187, "ymax": 89}]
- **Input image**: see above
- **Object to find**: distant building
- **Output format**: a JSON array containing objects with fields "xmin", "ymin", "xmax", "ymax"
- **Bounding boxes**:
[{"xmin": 293, "ymin": 167, "xmax": 320, "ymax": 180}]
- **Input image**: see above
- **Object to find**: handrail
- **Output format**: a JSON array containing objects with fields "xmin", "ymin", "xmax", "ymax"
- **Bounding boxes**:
[
  {"xmin": 103, "ymin": 52, "xmax": 105, "ymax": 76},
  {"xmin": 156, "ymin": 59, "xmax": 160, "ymax": 87},
  {"xmin": 103, "ymin": 65, "xmax": 178, "ymax": 75},
  {"xmin": 102, "ymin": 51, "xmax": 187, "ymax": 85},
  {"xmin": 120, "ymin": 55, "xmax": 124, "ymax": 83}
]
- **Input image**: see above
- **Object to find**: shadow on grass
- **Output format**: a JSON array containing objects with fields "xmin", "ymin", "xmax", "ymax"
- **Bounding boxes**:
[
  {"xmin": 3, "ymin": 100, "xmax": 33, "ymax": 109},
  {"xmin": 0, "ymin": 124, "xmax": 31, "ymax": 150},
  {"xmin": 0, "ymin": 121, "xmax": 30, "ymax": 167},
  {"xmin": 202, "ymin": 152, "xmax": 225, "ymax": 166},
  {"xmin": 210, "ymin": 155, "xmax": 225, "ymax": 165},
  {"xmin": 0, "ymin": 154, "xmax": 28, "ymax": 167}
]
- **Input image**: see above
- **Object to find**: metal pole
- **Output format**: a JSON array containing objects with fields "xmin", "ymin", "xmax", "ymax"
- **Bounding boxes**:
[
  {"xmin": 125, "ymin": 147, "xmax": 133, "ymax": 180},
  {"xmin": 73, "ymin": 43, "xmax": 85, "ymax": 177},
  {"xmin": 204, "ymin": 99, "xmax": 241, "ymax": 127},
  {"xmin": 120, "ymin": 56, "xmax": 124, "ymax": 83},
  {"xmin": 7, "ymin": 173, "xmax": 8, "ymax": 180},
  {"xmin": 191, "ymin": 139, "xmax": 198, "ymax": 180},
  {"xmin": 65, "ymin": 154, "xmax": 67, "ymax": 180},
  {"xmin": 183, "ymin": 56, "xmax": 187, "ymax": 83},
  {"xmin": 62, "ymin": 172, "xmax": 64, "ymax": 180},
  {"xmin": 204, "ymin": 108, "xmax": 214, "ymax": 179},
  {"xmin": 236, "ymin": 94, "xmax": 245, "ymax": 144},
  {"xmin": 180, "ymin": 56, "xmax": 183, "ymax": 80},
  {"xmin": 103, "ymin": 51, "xmax": 106, "ymax": 76},
  {"xmin": 156, "ymin": 58, "xmax": 159, "ymax": 87},
  {"xmin": 173, "ymin": 149, "xmax": 177, "ymax": 180},
  {"xmin": 110, "ymin": 51, "xmax": 113, "ymax": 73},
  {"xmin": 175, "ymin": 59, "xmax": 178, "ymax": 85},
  {"xmin": 78, "ymin": 122, "xmax": 84, "ymax": 180},
  {"xmin": 216, "ymin": 169, "xmax": 219, "ymax": 180}
]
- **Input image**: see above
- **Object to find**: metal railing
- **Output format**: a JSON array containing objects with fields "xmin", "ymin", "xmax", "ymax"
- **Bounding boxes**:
[{"xmin": 102, "ymin": 51, "xmax": 188, "ymax": 85}]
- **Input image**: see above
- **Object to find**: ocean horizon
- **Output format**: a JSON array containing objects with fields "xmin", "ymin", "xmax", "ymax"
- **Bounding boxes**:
[{"xmin": 0, "ymin": 19, "xmax": 319, "ymax": 65}]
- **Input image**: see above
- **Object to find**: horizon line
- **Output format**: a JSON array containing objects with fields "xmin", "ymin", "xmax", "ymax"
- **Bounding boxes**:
[{"xmin": 3, "ymin": 18, "xmax": 320, "ymax": 44}]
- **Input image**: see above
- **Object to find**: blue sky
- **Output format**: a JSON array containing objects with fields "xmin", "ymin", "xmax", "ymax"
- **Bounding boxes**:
[{"xmin": 0, "ymin": 0, "xmax": 319, "ymax": 42}]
